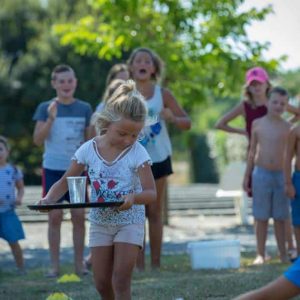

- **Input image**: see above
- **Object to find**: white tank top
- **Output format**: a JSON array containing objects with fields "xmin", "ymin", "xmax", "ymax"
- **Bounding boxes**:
[{"xmin": 140, "ymin": 85, "xmax": 172, "ymax": 163}]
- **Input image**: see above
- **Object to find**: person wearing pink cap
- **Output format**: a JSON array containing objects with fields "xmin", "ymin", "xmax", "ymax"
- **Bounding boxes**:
[
  {"xmin": 215, "ymin": 67, "xmax": 299, "ymax": 264},
  {"xmin": 246, "ymin": 66, "xmax": 269, "ymax": 86}
]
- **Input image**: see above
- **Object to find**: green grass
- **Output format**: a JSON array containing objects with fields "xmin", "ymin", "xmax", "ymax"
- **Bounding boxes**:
[{"xmin": 1, "ymin": 253, "xmax": 299, "ymax": 300}]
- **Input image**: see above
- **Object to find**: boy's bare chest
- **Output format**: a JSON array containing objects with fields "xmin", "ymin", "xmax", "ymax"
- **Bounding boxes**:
[{"xmin": 257, "ymin": 123, "xmax": 288, "ymax": 144}]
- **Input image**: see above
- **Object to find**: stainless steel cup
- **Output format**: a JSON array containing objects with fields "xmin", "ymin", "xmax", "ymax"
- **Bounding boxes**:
[{"xmin": 67, "ymin": 176, "xmax": 87, "ymax": 204}]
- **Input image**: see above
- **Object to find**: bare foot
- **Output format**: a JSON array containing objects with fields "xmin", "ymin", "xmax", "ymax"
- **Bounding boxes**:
[{"xmin": 264, "ymin": 253, "xmax": 271, "ymax": 261}]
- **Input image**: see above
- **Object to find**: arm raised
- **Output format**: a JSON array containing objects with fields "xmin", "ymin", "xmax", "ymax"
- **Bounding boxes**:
[
  {"xmin": 215, "ymin": 102, "xmax": 246, "ymax": 136},
  {"xmin": 161, "ymin": 88, "xmax": 191, "ymax": 130}
]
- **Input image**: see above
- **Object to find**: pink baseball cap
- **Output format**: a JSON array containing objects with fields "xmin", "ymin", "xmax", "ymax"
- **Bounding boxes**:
[{"xmin": 246, "ymin": 67, "xmax": 269, "ymax": 85}]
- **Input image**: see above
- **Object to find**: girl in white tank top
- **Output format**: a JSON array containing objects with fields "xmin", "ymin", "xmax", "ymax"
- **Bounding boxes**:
[{"xmin": 128, "ymin": 47, "xmax": 191, "ymax": 270}]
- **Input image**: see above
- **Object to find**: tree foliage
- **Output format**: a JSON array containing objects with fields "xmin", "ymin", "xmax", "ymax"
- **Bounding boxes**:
[
  {"xmin": 0, "ymin": 0, "xmax": 284, "ymax": 183},
  {"xmin": 277, "ymin": 68, "xmax": 300, "ymax": 98},
  {"xmin": 0, "ymin": 0, "xmax": 117, "ymax": 183},
  {"xmin": 53, "ymin": 0, "xmax": 279, "ymax": 112}
]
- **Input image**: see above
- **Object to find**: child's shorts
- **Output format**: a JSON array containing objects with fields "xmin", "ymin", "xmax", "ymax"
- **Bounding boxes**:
[
  {"xmin": 284, "ymin": 257, "xmax": 300, "ymax": 288},
  {"xmin": 151, "ymin": 156, "xmax": 173, "ymax": 180},
  {"xmin": 291, "ymin": 171, "xmax": 300, "ymax": 226},
  {"xmin": 252, "ymin": 166, "xmax": 289, "ymax": 220},
  {"xmin": 0, "ymin": 210, "xmax": 25, "ymax": 243},
  {"xmin": 89, "ymin": 222, "xmax": 144, "ymax": 248}
]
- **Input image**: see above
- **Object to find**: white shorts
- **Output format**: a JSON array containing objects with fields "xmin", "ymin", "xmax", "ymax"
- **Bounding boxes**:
[{"xmin": 89, "ymin": 222, "xmax": 144, "ymax": 248}]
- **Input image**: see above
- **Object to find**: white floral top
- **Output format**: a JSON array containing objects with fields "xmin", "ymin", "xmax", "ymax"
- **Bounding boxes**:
[{"xmin": 72, "ymin": 139, "xmax": 151, "ymax": 225}]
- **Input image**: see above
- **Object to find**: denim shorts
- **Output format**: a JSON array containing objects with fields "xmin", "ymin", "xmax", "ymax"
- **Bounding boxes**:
[
  {"xmin": 252, "ymin": 166, "xmax": 289, "ymax": 220},
  {"xmin": 0, "ymin": 210, "xmax": 25, "ymax": 243},
  {"xmin": 89, "ymin": 222, "xmax": 144, "ymax": 248},
  {"xmin": 291, "ymin": 171, "xmax": 300, "ymax": 226}
]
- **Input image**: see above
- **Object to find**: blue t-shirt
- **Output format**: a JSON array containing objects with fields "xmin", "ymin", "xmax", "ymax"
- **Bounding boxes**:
[
  {"xmin": 284, "ymin": 257, "xmax": 300, "ymax": 288},
  {"xmin": 33, "ymin": 99, "xmax": 92, "ymax": 170},
  {"xmin": 0, "ymin": 164, "xmax": 23, "ymax": 213}
]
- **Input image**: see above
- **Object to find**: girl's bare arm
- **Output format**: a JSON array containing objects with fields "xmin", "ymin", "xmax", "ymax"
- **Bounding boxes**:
[
  {"xmin": 286, "ymin": 103, "xmax": 300, "ymax": 116},
  {"xmin": 41, "ymin": 161, "xmax": 85, "ymax": 204},
  {"xmin": 118, "ymin": 162, "xmax": 156, "ymax": 211},
  {"xmin": 161, "ymin": 88, "xmax": 191, "ymax": 130},
  {"xmin": 243, "ymin": 121, "xmax": 258, "ymax": 192},
  {"xmin": 215, "ymin": 102, "xmax": 246, "ymax": 135},
  {"xmin": 15, "ymin": 179, "xmax": 25, "ymax": 205}
]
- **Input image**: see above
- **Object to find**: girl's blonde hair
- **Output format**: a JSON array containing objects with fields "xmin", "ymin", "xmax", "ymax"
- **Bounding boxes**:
[
  {"xmin": 127, "ymin": 47, "xmax": 164, "ymax": 82},
  {"xmin": 94, "ymin": 80, "xmax": 148, "ymax": 134},
  {"xmin": 102, "ymin": 79, "xmax": 125, "ymax": 103},
  {"xmin": 106, "ymin": 63, "xmax": 128, "ymax": 86}
]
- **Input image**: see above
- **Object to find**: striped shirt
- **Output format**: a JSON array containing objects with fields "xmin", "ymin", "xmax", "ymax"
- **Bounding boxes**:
[{"xmin": 0, "ymin": 164, "xmax": 23, "ymax": 213}]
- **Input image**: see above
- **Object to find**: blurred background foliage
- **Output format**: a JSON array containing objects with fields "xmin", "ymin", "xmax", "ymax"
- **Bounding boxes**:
[{"xmin": 1, "ymin": 0, "xmax": 299, "ymax": 184}]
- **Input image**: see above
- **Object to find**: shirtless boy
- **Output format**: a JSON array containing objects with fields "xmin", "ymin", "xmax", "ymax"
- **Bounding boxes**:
[
  {"xmin": 285, "ymin": 116, "xmax": 300, "ymax": 258},
  {"xmin": 243, "ymin": 87, "xmax": 290, "ymax": 264}
]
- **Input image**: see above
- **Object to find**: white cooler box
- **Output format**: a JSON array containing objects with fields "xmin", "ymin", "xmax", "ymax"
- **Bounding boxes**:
[{"xmin": 187, "ymin": 240, "xmax": 240, "ymax": 270}]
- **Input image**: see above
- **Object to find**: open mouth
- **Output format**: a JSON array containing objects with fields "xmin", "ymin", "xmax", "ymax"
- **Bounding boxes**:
[{"xmin": 139, "ymin": 69, "xmax": 147, "ymax": 74}]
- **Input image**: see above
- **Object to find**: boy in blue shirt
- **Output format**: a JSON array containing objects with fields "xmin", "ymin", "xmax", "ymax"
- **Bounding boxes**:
[{"xmin": 33, "ymin": 64, "xmax": 92, "ymax": 277}]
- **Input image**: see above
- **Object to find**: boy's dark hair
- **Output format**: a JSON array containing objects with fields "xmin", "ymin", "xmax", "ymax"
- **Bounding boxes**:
[
  {"xmin": 268, "ymin": 86, "xmax": 289, "ymax": 98},
  {"xmin": 51, "ymin": 64, "xmax": 75, "ymax": 80},
  {"xmin": 0, "ymin": 135, "xmax": 9, "ymax": 150}
]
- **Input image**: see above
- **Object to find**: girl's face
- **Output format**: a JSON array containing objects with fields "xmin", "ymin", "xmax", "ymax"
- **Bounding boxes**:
[
  {"xmin": 107, "ymin": 118, "xmax": 144, "ymax": 150},
  {"xmin": 51, "ymin": 71, "xmax": 77, "ymax": 100},
  {"xmin": 115, "ymin": 70, "xmax": 130, "ymax": 81},
  {"xmin": 267, "ymin": 93, "xmax": 288, "ymax": 116},
  {"xmin": 0, "ymin": 142, "xmax": 8, "ymax": 166},
  {"xmin": 248, "ymin": 80, "xmax": 269, "ymax": 98},
  {"xmin": 130, "ymin": 51, "xmax": 155, "ymax": 81}
]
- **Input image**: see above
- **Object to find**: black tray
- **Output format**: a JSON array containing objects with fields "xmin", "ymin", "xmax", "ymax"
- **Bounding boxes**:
[{"xmin": 28, "ymin": 202, "xmax": 124, "ymax": 210}]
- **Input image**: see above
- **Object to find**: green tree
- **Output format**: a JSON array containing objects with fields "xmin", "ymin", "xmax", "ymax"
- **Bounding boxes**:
[
  {"xmin": 277, "ymin": 68, "xmax": 300, "ymax": 98},
  {"xmin": 0, "ymin": 0, "xmax": 114, "ymax": 183},
  {"xmin": 53, "ymin": 0, "xmax": 279, "ymax": 111},
  {"xmin": 0, "ymin": 0, "xmax": 284, "ymax": 183},
  {"xmin": 52, "ymin": 0, "xmax": 284, "ymax": 182}
]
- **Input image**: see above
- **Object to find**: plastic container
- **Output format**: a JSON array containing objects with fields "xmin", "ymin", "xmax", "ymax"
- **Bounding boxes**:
[{"xmin": 187, "ymin": 240, "xmax": 240, "ymax": 270}]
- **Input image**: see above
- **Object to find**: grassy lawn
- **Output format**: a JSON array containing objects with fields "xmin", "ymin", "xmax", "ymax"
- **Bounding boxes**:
[{"xmin": 0, "ymin": 253, "xmax": 299, "ymax": 300}]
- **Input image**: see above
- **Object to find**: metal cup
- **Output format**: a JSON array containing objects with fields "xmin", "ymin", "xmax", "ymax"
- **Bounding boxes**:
[{"xmin": 67, "ymin": 176, "xmax": 87, "ymax": 204}]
